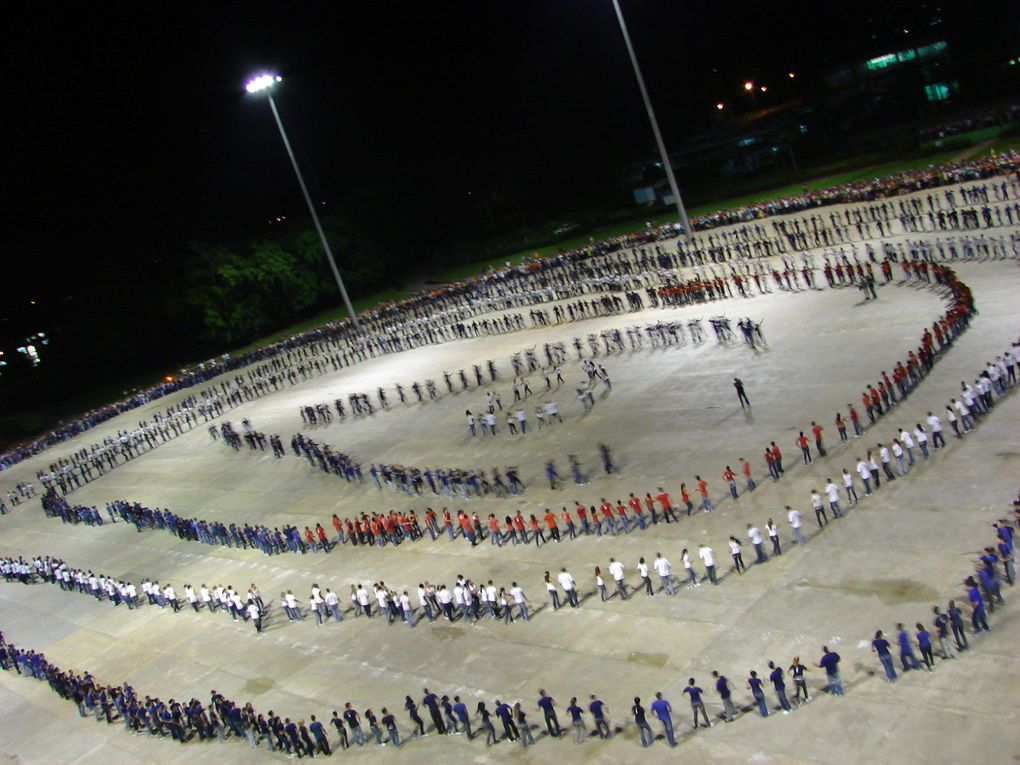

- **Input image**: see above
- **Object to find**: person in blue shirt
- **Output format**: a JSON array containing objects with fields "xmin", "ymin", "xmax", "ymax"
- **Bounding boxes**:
[
  {"xmin": 712, "ymin": 670, "xmax": 739, "ymax": 721},
  {"xmin": 650, "ymin": 692, "xmax": 677, "ymax": 746},
  {"xmin": 947, "ymin": 600, "xmax": 969, "ymax": 650},
  {"xmin": 566, "ymin": 697, "xmax": 586, "ymax": 744},
  {"xmin": 896, "ymin": 623, "xmax": 922, "ymax": 671},
  {"xmin": 588, "ymin": 695, "xmax": 610, "ymax": 739},
  {"xmin": 996, "ymin": 539, "xmax": 1015, "ymax": 586},
  {"xmin": 977, "ymin": 558, "xmax": 1004, "ymax": 610},
  {"xmin": 915, "ymin": 622, "xmax": 935, "ymax": 671},
  {"xmin": 421, "ymin": 688, "xmax": 446, "ymax": 735},
  {"xmin": 494, "ymin": 700, "xmax": 519, "ymax": 742},
  {"xmin": 309, "ymin": 715, "xmax": 331, "ymax": 755},
  {"xmin": 476, "ymin": 702, "xmax": 497, "ymax": 747},
  {"xmin": 767, "ymin": 661, "xmax": 792, "ymax": 712},
  {"xmin": 747, "ymin": 671, "xmax": 768, "ymax": 716},
  {"xmin": 872, "ymin": 630, "xmax": 897, "ymax": 682},
  {"xmin": 966, "ymin": 577, "xmax": 991, "ymax": 634},
  {"xmin": 452, "ymin": 695, "xmax": 472, "ymax": 738},
  {"xmin": 537, "ymin": 690, "xmax": 561, "ymax": 738},
  {"xmin": 683, "ymin": 677, "xmax": 712, "ymax": 728},
  {"xmin": 817, "ymin": 646, "xmax": 843, "ymax": 696},
  {"xmin": 632, "ymin": 697, "xmax": 654, "ymax": 748}
]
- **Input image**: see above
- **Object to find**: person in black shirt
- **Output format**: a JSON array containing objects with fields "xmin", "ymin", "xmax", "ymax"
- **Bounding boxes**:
[{"xmin": 632, "ymin": 696, "xmax": 653, "ymax": 747}]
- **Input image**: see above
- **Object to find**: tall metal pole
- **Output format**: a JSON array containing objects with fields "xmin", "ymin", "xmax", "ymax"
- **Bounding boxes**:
[
  {"xmin": 265, "ymin": 92, "xmax": 361, "ymax": 332},
  {"xmin": 611, "ymin": 0, "xmax": 694, "ymax": 244}
]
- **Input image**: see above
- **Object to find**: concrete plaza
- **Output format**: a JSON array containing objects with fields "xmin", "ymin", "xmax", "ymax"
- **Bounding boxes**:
[{"xmin": 1, "ymin": 186, "xmax": 1019, "ymax": 765}]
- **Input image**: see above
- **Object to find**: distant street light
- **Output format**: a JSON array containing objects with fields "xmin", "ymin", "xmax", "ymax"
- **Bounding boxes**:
[
  {"xmin": 788, "ymin": 71, "xmax": 796, "ymax": 78},
  {"xmin": 716, "ymin": 102, "xmax": 725, "ymax": 110},
  {"xmin": 245, "ymin": 73, "xmax": 361, "ymax": 332},
  {"xmin": 610, "ymin": 0, "xmax": 693, "ymax": 243},
  {"xmin": 760, "ymin": 85, "xmax": 768, "ymax": 92},
  {"xmin": 744, "ymin": 81, "xmax": 754, "ymax": 91}
]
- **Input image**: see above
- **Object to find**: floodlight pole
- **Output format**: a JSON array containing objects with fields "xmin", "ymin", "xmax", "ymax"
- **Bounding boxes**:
[
  {"xmin": 611, "ymin": 0, "xmax": 694, "ymax": 244},
  {"xmin": 261, "ymin": 87, "xmax": 361, "ymax": 332}
]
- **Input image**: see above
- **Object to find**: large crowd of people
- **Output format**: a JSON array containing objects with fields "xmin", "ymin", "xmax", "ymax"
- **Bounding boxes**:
[
  {"xmin": 2, "ymin": 162, "xmax": 1020, "ymax": 760},
  {"xmin": 2, "ymin": 153, "xmax": 1017, "ymax": 476}
]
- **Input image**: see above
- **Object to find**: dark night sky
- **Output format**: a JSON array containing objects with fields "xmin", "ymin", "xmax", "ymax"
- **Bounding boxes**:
[{"xmin": 1, "ymin": 1, "xmax": 1013, "ymax": 368}]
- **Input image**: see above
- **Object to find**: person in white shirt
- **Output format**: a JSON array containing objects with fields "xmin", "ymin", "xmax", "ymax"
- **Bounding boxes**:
[
  {"xmin": 810, "ymin": 490, "xmax": 827, "ymax": 528},
  {"xmin": 841, "ymin": 468, "xmax": 858, "ymax": 504},
  {"xmin": 637, "ymin": 558, "xmax": 653, "ymax": 596},
  {"xmin": 200, "ymin": 584, "xmax": 212, "ymax": 612},
  {"xmin": 728, "ymin": 537, "xmax": 745, "ymax": 573},
  {"xmin": 765, "ymin": 519, "xmax": 781, "ymax": 556},
  {"xmin": 856, "ymin": 457, "xmax": 873, "ymax": 495},
  {"xmin": 356, "ymin": 584, "xmax": 371, "ymax": 617},
  {"xmin": 824, "ymin": 479, "xmax": 843, "ymax": 518},
  {"xmin": 944, "ymin": 404, "xmax": 962, "ymax": 439},
  {"xmin": 653, "ymin": 553, "xmax": 675, "ymax": 595},
  {"xmin": 185, "ymin": 584, "xmax": 199, "ymax": 612},
  {"xmin": 747, "ymin": 525, "xmax": 767, "ymax": 564},
  {"xmin": 899, "ymin": 428, "xmax": 916, "ymax": 465},
  {"xmin": 164, "ymin": 583, "xmax": 180, "ymax": 612},
  {"xmin": 787, "ymin": 506, "xmax": 805, "ymax": 545},
  {"xmin": 399, "ymin": 591, "xmax": 414, "ymax": 627},
  {"xmin": 887, "ymin": 437, "xmax": 904, "ymax": 473},
  {"xmin": 325, "ymin": 588, "xmax": 343, "ymax": 622},
  {"xmin": 510, "ymin": 583, "xmax": 529, "ymax": 621},
  {"xmin": 246, "ymin": 601, "xmax": 262, "ymax": 632},
  {"xmin": 914, "ymin": 424, "xmax": 930, "ymax": 458},
  {"xmin": 877, "ymin": 443, "xmax": 896, "ymax": 482},
  {"xmin": 698, "ymin": 544, "xmax": 717, "ymax": 584},
  {"xmin": 867, "ymin": 451, "xmax": 882, "ymax": 489},
  {"xmin": 926, "ymin": 411, "xmax": 946, "ymax": 448},
  {"xmin": 608, "ymin": 558, "xmax": 628, "ymax": 599}
]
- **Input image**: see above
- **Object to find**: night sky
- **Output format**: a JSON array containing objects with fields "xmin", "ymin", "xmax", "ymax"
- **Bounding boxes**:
[{"xmin": 1, "ymin": 1, "xmax": 1013, "ymax": 409}]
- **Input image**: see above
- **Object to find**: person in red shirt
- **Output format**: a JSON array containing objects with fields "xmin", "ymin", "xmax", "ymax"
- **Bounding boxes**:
[
  {"xmin": 739, "ymin": 458, "xmax": 755, "ymax": 492},
  {"xmin": 723, "ymin": 466, "xmax": 738, "ymax": 499},
  {"xmin": 561, "ymin": 507, "xmax": 576, "ymax": 539},
  {"xmin": 345, "ymin": 518, "xmax": 358, "ymax": 545},
  {"xmin": 811, "ymin": 421, "xmax": 827, "ymax": 457},
  {"xmin": 796, "ymin": 432, "xmax": 812, "ymax": 464},
  {"xmin": 848, "ymin": 403, "xmax": 863, "ymax": 436},
  {"xmin": 764, "ymin": 447, "xmax": 778, "ymax": 481},
  {"xmin": 305, "ymin": 526, "xmax": 317, "ymax": 552},
  {"xmin": 616, "ymin": 501, "xmax": 631, "ymax": 533},
  {"xmin": 655, "ymin": 488, "xmax": 679, "ymax": 523},
  {"xmin": 628, "ymin": 494, "xmax": 647, "ymax": 530},
  {"xmin": 505, "ymin": 516, "xmax": 518, "ymax": 545},
  {"xmin": 529, "ymin": 514, "xmax": 545, "ymax": 546},
  {"xmin": 459, "ymin": 512, "xmax": 476, "ymax": 545},
  {"xmin": 575, "ymin": 503, "xmax": 590, "ymax": 535},
  {"xmin": 543, "ymin": 510, "xmax": 561, "ymax": 542},
  {"xmin": 316, "ymin": 523, "xmax": 330, "ymax": 551},
  {"xmin": 862, "ymin": 390, "xmax": 875, "ymax": 424},
  {"xmin": 643, "ymin": 493, "xmax": 659, "ymax": 525},
  {"xmin": 769, "ymin": 442, "xmax": 784, "ymax": 475},
  {"xmin": 488, "ymin": 514, "xmax": 502, "ymax": 547},
  {"xmin": 835, "ymin": 412, "xmax": 847, "ymax": 443},
  {"xmin": 510, "ymin": 511, "xmax": 526, "ymax": 541},
  {"xmin": 679, "ymin": 483, "xmax": 693, "ymax": 516},
  {"xmin": 443, "ymin": 508, "xmax": 455, "ymax": 541},
  {"xmin": 599, "ymin": 499, "xmax": 617, "ymax": 535},
  {"xmin": 332, "ymin": 514, "xmax": 344, "ymax": 544},
  {"xmin": 695, "ymin": 476, "xmax": 713, "ymax": 512}
]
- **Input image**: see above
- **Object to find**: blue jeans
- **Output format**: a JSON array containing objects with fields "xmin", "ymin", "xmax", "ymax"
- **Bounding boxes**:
[
  {"xmin": 827, "ymin": 671, "xmax": 844, "ymax": 695},
  {"xmin": 658, "ymin": 716, "xmax": 676, "ymax": 746},
  {"xmin": 753, "ymin": 691, "xmax": 768, "ymax": 717},
  {"xmin": 637, "ymin": 721, "xmax": 653, "ymax": 747},
  {"xmin": 879, "ymin": 654, "xmax": 897, "ymax": 681}
]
